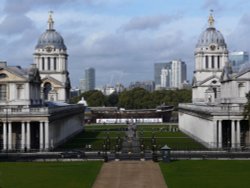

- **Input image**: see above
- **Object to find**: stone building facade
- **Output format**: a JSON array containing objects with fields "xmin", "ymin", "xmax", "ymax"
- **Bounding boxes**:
[{"xmin": 179, "ymin": 13, "xmax": 250, "ymax": 149}]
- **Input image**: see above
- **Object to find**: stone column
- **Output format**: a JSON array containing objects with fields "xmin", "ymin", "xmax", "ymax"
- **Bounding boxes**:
[
  {"xmin": 39, "ymin": 122, "xmax": 44, "ymax": 150},
  {"xmin": 44, "ymin": 122, "xmax": 49, "ymax": 150},
  {"xmin": 236, "ymin": 121, "xmax": 241, "ymax": 148},
  {"xmin": 231, "ymin": 121, "xmax": 236, "ymax": 148},
  {"xmin": 3, "ymin": 122, "xmax": 7, "ymax": 150},
  {"xmin": 21, "ymin": 122, "xmax": 25, "ymax": 150},
  {"xmin": 218, "ymin": 120, "xmax": 222, "ymax": 148},
  {"xmin": 8, "ymin": 122, "xmax": 12, "ymax": 150},
  {"xmin": 26, "ymin": 122, "xmax": 31, "ymax": 150}
]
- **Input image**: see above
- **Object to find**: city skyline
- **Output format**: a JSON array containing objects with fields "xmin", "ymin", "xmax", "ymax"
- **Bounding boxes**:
[{"xmin": 0, "ymin": 0, "xmax": 250, "ymax": 87}]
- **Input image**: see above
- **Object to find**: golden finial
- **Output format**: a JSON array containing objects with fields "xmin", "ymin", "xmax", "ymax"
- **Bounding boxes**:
[
  {"xmin": 48, "ymin": 11, "xmax": 54, "ymax": 30},
  {"xmin": 208, "ymin": 9, "xmax": 215, "ymax": 27}
]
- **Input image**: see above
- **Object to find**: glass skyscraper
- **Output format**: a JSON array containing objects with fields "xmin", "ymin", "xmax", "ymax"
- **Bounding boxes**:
[
  {"xmin": 80, "ymin": 67, "xmax": 95, "ymax": 92},
  {"xmin": 229, "ymin": 51, "xmax": 249, "ymax": 72}
]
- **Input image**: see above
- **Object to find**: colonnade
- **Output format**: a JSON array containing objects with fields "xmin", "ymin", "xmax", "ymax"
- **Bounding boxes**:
[
  {"xmin": 1, "ymin": 121, "xmax": 49, "ymax": 151},
  {"xmin": 217, "ymin": 120, "xmax": 241, "ymax": 148}
]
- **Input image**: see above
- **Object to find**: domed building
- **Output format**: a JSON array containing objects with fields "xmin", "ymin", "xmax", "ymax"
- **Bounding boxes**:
[
  {"xmin": 179, "ymin": 12, "xmax": 250, "ymax": 150},
  {"xmin": 192, "ymin": 12, "xmax": 229, "ymax": 103},
  {"xmin": 34, "ymin": 12, "xmax": 70, "ymax": 103}
]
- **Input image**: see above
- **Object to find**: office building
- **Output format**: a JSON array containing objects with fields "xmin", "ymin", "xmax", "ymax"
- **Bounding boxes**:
[
  {"xmin": 229, "ymin": 51, "xmax": 249, "ymax": 72},
  {"xmin": 84, "ymin": 68, "xmax": 95, "ymax": 92}
]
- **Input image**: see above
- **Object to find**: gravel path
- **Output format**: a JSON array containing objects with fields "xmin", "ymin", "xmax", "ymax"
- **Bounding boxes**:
[{"xmin": 92, "ymin": 161, "xmax": 167, "ymax": 188}]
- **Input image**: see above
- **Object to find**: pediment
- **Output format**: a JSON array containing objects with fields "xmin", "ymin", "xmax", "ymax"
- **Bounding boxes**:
[
  {"xmin": 42, "ymin": 76, "xmax": 63, "ymax": 87},
  {"xmin": 198, "ymin": 75, "xmax": 221, "ymax": 86},
  {"xmin": 0, "ymin": 69, "xmax": 27, "ymax": 82},
  {"xmin": 236, "ymin": 71, "xmax": 250, "ymax": 80}
]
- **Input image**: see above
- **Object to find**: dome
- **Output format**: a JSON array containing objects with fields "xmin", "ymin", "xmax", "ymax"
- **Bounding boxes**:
[
  {"xmin": 78, "ymin": 97, "xmax": 88, "ymax": 106},
  {"xmin": 35, "ymin": 12, "xmax": 66, "ymax": 50},
  {"xmin": 36, "ymin": 29, "xmax": 66, "ymax": 50},
  {"xmin": 196, "ymin": 27, "xmax": 226, "ymax": 48},
  {"xmin": 196, "ymin": 13, "xmax": 226, "ymax": 48}
]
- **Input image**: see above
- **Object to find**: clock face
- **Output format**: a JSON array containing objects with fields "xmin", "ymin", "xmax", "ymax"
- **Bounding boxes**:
[
  {"xmin": 46, "ymin": 47, "xmax": 52, "ymax": 52},
  {"xmin": 210, "ymin": 45, "xmax": 216, "ymax": 51}
]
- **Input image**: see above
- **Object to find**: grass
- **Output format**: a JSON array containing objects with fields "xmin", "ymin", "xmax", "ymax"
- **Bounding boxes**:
[
  {"xmin": 138, "ymin": 126, "xmax": 206, "ymax": 150},
  {"xmin": 0, "ymin": 162, "xmax": 102, "ymax": 188},
  {"xmin": 160, "ymin": 160, "xmax": 250, "ymax": 188},
  {"xmin": 59, "ymin": 125, "xmax": 126, "ymax": 150},
  {"xmin": 59, "ymin": 124, "xmax": 206, "ymax": 150}
]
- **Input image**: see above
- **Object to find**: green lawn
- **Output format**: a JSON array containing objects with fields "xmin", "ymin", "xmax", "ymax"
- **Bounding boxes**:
[
  {"xmin": 138, "ymin": 128, "xmax": 206, "ymax": 150},
  {"xmin": 160, "ymin": 160, "xmax": 250, "ymax": 188},
  {"xmin": 59, "ymin": 124, "xmax": 206, "ymax": 150},
  {"xmin": 0, "ymin": 162, "xmax": 102, "ymax": 188},
  {"xmin": 59, "ymin": 126, "xmax": 126, "ymax": 150}
]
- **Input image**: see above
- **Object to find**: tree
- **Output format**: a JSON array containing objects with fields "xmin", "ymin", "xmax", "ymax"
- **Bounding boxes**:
[
  {"xmin": 106, "ymin": 92, "xmax": 119, "ymax": 107},
  {"xmin": 243, "ymin": 91, "xmax": 250, "ymax": 121}
]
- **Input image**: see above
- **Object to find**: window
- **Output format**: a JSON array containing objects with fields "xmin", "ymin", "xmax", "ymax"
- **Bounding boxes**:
[
  {"xmin": 205, "ymin": 56, "xmax": 209, "ymax": 68},
  {"xmin": 43, "ymin": 82, "xmax": 52, "ymax": 100},
  {"xmin": 54, "ymin": 57, "xmax": 57, "ymax": 70},
  {"xmin": 0, "ymin": 84, "xmax": 7, "ymax": 100},
  {"xmin": 217, "ymin": 56, "xmax": 220, "ymax": 68},
  {"xmin": 16, "ymin": 84, "xmax": 23, "ymax": 99},
  {"xmin": 48, "ymin": 57, "xmax": 51, "ymax": 70},
  {"xmin": 42, "ymin": 57, "xmax": 45, "ymax": 70},
  {"xmin": 0, "ymin": 73, "xmax": 7, "ymax": 79},
  {"xmin": 211, "ymin": 56, "xmax": 214, "ymax": 68}
]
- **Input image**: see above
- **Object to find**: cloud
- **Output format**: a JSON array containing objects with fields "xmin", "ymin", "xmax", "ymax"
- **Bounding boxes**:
[
  {"xmin": 121, "ymin": 14, "xmax": 181, "ymax": 31},
  {"xmin": 227, "ymin": 13, "xmax": 250, "ymax": 52},
  {"xmin": 202, "ymin": 0, "xmax": 223, "ymax": 12},
  {"xmin": 0, "ymin": 15, "xmax": 34, "ymax": 36}
]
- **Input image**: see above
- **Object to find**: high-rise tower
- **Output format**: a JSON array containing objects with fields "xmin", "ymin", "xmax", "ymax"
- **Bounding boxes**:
[{"xmin": 34, "ymin": 12, "xmax": 70, "ymax": 102}]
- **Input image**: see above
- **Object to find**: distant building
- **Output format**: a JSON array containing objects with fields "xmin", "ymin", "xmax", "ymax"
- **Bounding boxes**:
[
  {"xmin": 114, "ymin": 83, "xmax": 125, "ymax": 93},
  {"xmin": 129, "ymin": 81, "xmax": 155, "ymax": 92},
  {"xmin": 154, "ymin": 62, "xmax": 171, "ymax": 88},
  {"xmin": 70, "ymin": 88, "xmax": 81, "ymax": 98},
  {"xmin": 156, "ymin": 60, "xmax": 187, "ymax": 89},
  {"xmin": 102, "ymin": 85, "xmax": 116, "ymax": 96},
  {"xmin": 79, "ymin": 79, "xmax": 86, "ymax": 93},
  {"xmin": 229, "ymin": 51, "xmax": 249, "ymax": 72},
  {"xmin": 160, "ymin": 67, "xmax": 171, "ymax": 88},
  {"xmin": 102, "ymin": 83, "xmax": 125, "ymax": 96},
  {"xmin": 171, "ymin": 60, "xmax": 187, "ymax": 88},
  {"xmin": 80, "ymin": 68, "xmax": 95, "ymax": 92}
]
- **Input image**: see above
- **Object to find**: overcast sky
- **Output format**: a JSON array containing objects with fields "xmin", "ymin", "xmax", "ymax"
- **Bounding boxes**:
[{"xmin": 0, "ymin": 0, "xmax": 250, "ymax": 88}]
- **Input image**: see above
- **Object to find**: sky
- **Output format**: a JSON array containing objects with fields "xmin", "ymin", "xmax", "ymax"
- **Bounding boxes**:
[{"xmin": 0, "ymin": 0, "xmax": 250, "ymax": 88}]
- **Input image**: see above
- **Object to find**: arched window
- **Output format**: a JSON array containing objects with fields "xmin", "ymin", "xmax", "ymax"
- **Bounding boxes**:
[{"xmin": 43, "ymin": 82, "xmax": 52, "ymax": 100}]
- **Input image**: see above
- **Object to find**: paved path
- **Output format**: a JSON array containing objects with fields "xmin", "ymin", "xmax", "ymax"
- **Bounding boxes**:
[{"xmin": 92, "ymin": 161, "xmax": 167, "ymax": 188}]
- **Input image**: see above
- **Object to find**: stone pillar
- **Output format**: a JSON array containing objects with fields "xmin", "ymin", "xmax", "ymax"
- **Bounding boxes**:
[
  {"xmin": 39, "ymin": 122, "xmax": 44, "ymax": 150},
  {"xmin": 8, "ymin": 122, "xmax": 12, "ymax": 150},
  {"xmin": 44, "ymin": 122, "xmax": 49, "ymax": 150},
  {"xmin": 218, "ymin": 120, "xmax": 222, "ymax": 148},
  {"xmin": 231, "ymin": 121, "xmax": 236, "ymax": 148},
  {"xmin": 21, "ymin": 122, "xmax": 25, "ymax": 150},
  {"xmin": 3, "ymin": 122, "xmax": 7, "ymax": 150},
  {"xmin": 236, "ymin": 121, "xmax": 241, "ymax": 148},
  {"xmin": 26, "ymin": 122, "xmax": 31, "ymax": 150}
]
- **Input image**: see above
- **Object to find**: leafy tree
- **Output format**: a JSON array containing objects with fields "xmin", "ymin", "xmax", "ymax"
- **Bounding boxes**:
[
  {"xmin": 243, "ymin": 91, "xmax": 250, "ymax": 121},
  {"xmin": 106, "ymin": 92, "xmax": 119, "ymax": 106}
]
